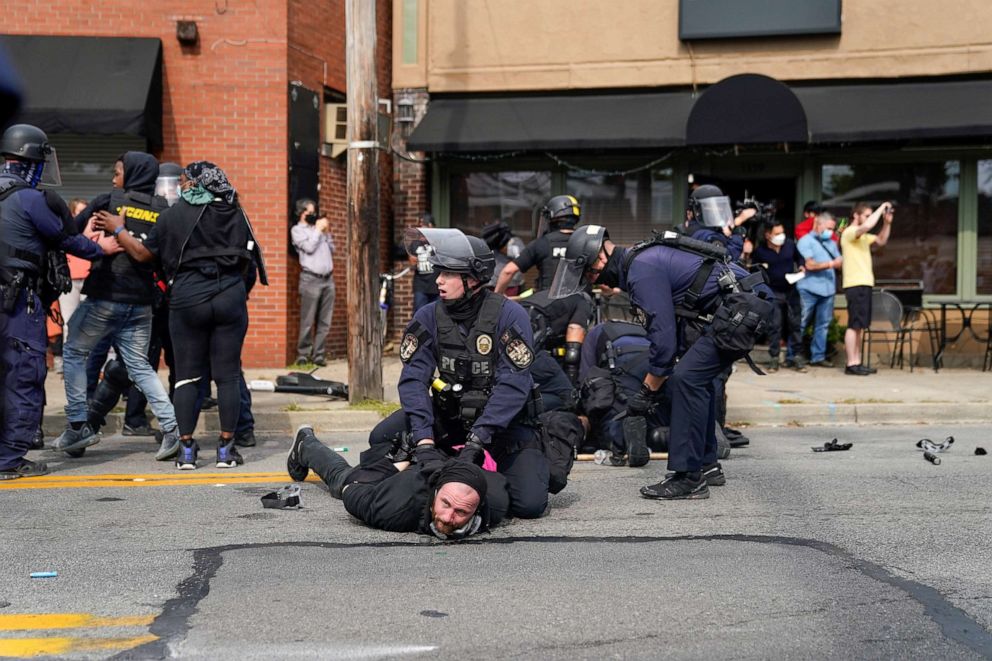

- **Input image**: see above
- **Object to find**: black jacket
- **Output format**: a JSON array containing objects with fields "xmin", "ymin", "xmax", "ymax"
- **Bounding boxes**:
[{"xmin": 341, "ymin": 447, "xmax": 510, "ymax": 535}]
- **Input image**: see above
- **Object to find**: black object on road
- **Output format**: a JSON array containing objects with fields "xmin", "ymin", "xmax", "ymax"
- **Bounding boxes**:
[
  {"xmin": 261, "ymin": 484, "xmax": 302, "ymax": 509},
  {"xmin": 976, "ymin": 447, "xmax": 988, "ymax": 456},
  {"xmin": 916, "ymin": 436, "xmax": 954, "ymax": 453},
  {"xmin": 923, "ymin": 451, "xmax": 941, "ymax": 466},
  {"xmin": 812, "ymin": 438, "xmax": 852, "ymax": 452},
  {"xmin": 249, "ymin": 372, "xmax": 349, "ymax": 398}
]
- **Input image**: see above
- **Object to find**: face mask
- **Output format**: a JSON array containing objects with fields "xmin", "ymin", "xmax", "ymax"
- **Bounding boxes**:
[
  {"xmin": 304, "ymin": 212, "xmax": 317, "ymax": 225},
  {"xmin": 770, "ymin": 233, "xmax": 786, "ymax": 246},
  {"xmin": 181, "ymin": 183, "xmax": 214, "ymax": 205},
  {"xmin": 820, "ymin": 230, "xmax": 833, "ymax": 241}
]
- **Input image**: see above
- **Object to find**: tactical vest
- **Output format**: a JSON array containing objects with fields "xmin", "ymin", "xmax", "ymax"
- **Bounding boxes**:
[
  {"xmin": 595, "ymin": 321, "xmax": 649, "ymax": 374},
  {"xmin": 537, "ymin": 230, "xmax": 572, "ymax": 290},
  {"xmin": 434, "ymin": 292, "xmax": 505, "ymax": 393},
  {"xmin": 0, "ymin": 177, "xmax": 36, "ymax": 272},
  {"xmin": 87, "ymin": 189, "xmax": 169, "ymax": 298}
]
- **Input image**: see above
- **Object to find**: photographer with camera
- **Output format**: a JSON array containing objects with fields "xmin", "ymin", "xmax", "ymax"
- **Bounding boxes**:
[
  {"xmin": 291, "ymin": 198, "xmax": 335, "ymax": 366},
  {"xmin": 682, "ymin": 185, "xmax": 757, "ymax": 263}
]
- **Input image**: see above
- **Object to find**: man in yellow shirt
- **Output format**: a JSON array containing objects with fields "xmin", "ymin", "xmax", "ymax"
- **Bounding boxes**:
[{"xmin": 841, "ymin": 201, "xmax": 894, "ymax": 375}]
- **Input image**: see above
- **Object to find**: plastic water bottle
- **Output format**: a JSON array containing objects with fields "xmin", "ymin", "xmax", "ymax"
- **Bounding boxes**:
[{"xmin": 593, "ymin": 449, "xmax": 611, "ymax": 465}]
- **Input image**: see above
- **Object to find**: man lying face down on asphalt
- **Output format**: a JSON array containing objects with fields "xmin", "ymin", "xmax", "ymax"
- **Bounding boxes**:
[{"xmin": 287, "ymin": 426, "xmax": 510, "ymax": 539}]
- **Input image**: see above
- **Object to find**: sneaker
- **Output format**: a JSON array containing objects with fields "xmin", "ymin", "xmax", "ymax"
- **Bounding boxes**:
[
  {"xmin": 844, "ymin": 364, "xmax": 872, "ymax": 376},
  {"xmin": 666, "ymin": 463, "xmax": 726, "ymax": 487},
  {"xmin": 234, "ymin": 430, "xmax": 256, "ymax": 447},
  {"xmin": 785, "ymin": 359, "xmax": 809, "ymax": 373},
  {"xmin": 123, "ymin": 423, "xmax": 156, "ymax": 437},
  {"xmin": 216, "ymin": 438, "xmax": 244, "ymax": 469},
  {"xmin": 0, "ymin": 459, "xmax": 50, "ymax": 480},
  {"xmin": 765, "ymin": 359, "xmax": 779, "ymax": 373},
  {"xmin": 53, "ymin": 356, "xmax": 63, "ymax": 374},
  {"xmin": 201, "ymin": 396, "xmax": 218, "ymax": 411},
  {"xmin": 287, "ymin": 425, "xmax": 313, "ymax": 481},
  {"xmin": 810, "ymin": 359, "xmax": 835, "ymax": 368},
  {"xmin": 155, "ymin": 428, "xmax": 181, "ymax": 461},
  {"xmin": 31, "ymin": 427, "xmax": 45, "ymax": 450},
  {"xmin": 176, "ymin": 439, "xmax": 199, "ymax": 470},
  {"xmin": 640, "ymin": 473, "xmax": 710, "ymax": 500},
  {"xmin": 52, "ymin": 424, "xmax": 100, "ymax": 456},
  {"xmin": 312, "ymin": 356, "xmax": 327, "ymax": 367}
]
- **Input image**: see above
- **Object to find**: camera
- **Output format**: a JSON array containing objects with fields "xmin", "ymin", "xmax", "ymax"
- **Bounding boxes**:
[{"xmin": 734, "ymin": 195, "xmax": 777, "ymax": 226}]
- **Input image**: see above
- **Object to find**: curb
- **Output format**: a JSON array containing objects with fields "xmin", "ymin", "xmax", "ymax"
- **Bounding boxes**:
[{"xmin": 725, "ymin": 402, "xmax": 991, "ymax": 427}]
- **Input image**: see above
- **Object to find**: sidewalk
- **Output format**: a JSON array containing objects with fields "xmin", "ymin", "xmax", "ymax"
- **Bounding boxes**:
[{"xmin": 41, "ymin": 357, "xmax": 990, "ymax": 435}]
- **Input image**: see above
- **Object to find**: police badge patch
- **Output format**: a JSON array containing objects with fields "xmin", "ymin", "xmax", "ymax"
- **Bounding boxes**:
[
  {"xmin": 505, "ymin": 338, "xmax": 534, "ymax": 369},
  {"xmin": 476, "ymin": 334, "xmax": 493, "ymax": 355},
  {"xmin": 399, "ymin": 333, "xmax": 419, "ymax": 363}
]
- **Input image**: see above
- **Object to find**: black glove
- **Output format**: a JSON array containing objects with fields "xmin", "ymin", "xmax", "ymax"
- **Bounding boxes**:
[
  {"xmin": 626, "ymin": 383, "xmax": 658, "ymax": 418},
  {"xmin": 385, "ymin": 432, "xmax": 417, "ymax": 463},
  {"xmin": 457, "ymin": 433, "xmax": 486, "ymax": 466}
]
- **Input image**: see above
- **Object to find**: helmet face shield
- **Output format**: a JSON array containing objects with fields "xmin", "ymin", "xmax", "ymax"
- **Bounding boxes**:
[
  {"xmin": 548, "ymin": 257, "xmax": 588, "ymax": 299},
  {"xmin": 697, "ymin": 196, "xmax": 733, "ymax": 228},
  {"xmin": 403, "ymin": 227, "xmax": 476, "ymax": 275},
  {"xmin": 155, "ymin": 174, "xmax": 181, "ymax": 206},
  {"xmin": 38, "ymin": 145, "xmax": 61, "ymax": 187}
]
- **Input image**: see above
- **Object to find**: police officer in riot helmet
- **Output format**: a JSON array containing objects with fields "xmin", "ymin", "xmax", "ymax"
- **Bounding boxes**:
[
  {"xmin": 370, "ymin": 227, "xmax": 551, "ymax": 519},
  {"xmin": 481, "ymin": 219, "xmax": 525, "ymax": 295},
  {"xmin": 0, "ymin": 124, "xmax": 106, "ymax": 479},
  {"xmin": 494, "ymin": 195, "xmax": 581, "ymax": 294},
  {"xmin": 684, "ymin": 184, "xmax": 756, "ymax": 262},
  {"xmin": 551, "ymin": 225, "xmax": 772, "ymax": 500}
]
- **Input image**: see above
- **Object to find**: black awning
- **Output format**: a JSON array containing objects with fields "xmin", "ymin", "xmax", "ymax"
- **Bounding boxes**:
[
  {"xmin": 406, "ymin": 92, "xmax": 694, "ymax": 152},
  {"xmin": 0, "ymin": 35, "xmax": 162, "ymax": 149},
  {"xmin": 796, "ymin": 78, "xmax": 992, "ymax": 143},
  {"xmin": 686, "ymin": 73, "xmax": 807, "ymax": 145}
]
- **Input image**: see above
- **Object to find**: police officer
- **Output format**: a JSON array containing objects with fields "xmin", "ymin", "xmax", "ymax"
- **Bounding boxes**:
[
  {"xmin": 372, "ymin": 227, "xmax": 550, "ymax": 519},
  {"xmin": 481, "ymin": 219, "xmax": 524, "ymax": 295},
  {"xmin": 516, "ymin": 289, "xmax": 594, "ymax": 386},
  {"xmin": 494, "ymin": 195, "xmax": 581, "ymax": 294},
  {"xmin": 287, "ymin": 425, "xmax": 510, "ymax": 538},
  {"xmin": 683, "ymin": 184, "xmax": 757, "ymax": 262},
  {"xmin": 0, "ymin": 124, "xmax": 105, "ymax": 479},
  {"xmin": 551, "ymin": 225, "xmax": 772, "ymax": 500}
]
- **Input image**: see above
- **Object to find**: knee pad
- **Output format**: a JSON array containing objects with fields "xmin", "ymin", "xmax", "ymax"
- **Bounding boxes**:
[
  {"xmin": 102, "ymin": 359, "xmax": 131, "ymax": 390},
  {"xmin": 648, "ymin": 426, "xmax": 670, "ymax": 452}
]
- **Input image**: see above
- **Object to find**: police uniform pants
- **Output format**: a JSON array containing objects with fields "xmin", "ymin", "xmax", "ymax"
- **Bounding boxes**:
[
  {"xmin": 0, "ymin": 291, "xmax": 47, "ymax": 471},
  {"xmin": 666, "ymin": 333, "xmax": 740, "ymax": 474},
  {"xmin": 367, "ymin": 409, "xmax": 550, "ymax": 519}
]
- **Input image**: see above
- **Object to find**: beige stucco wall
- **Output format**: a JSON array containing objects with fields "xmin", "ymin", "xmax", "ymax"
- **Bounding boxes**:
[{"xmin": 394, "ymin": 0, "xmax": 992, "ymax": 91}]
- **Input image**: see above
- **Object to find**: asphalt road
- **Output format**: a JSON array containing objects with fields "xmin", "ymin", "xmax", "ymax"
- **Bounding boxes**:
[{"xmin": 1, "ymin": 424, "xmax": 991, "ymax": 660}]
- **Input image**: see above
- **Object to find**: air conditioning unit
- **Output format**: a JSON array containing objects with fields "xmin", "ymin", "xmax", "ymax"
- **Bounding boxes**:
[{"xmin": 323, "ymin": 103, "xmax": 348, "ymax": 158}]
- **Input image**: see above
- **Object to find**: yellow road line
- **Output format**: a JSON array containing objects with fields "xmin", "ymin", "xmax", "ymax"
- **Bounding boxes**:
[
  {"xmin": 0, "ymin": 471, "xmax": 319, "ymax": 491},
  {"xmin": 0, "ymin": 613, "xmax": 155, "ymax": 631},
  {"xmin": 0, "ymin": 634, "xmax": 157, "ymax": 658}
]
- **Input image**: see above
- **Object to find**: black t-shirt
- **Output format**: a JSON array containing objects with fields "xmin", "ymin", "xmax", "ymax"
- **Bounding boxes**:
[
  {"xmin": 511, "ymin": 230, "xmax": 572, "ymax": 291},
  {"xmin": 144, "ymin": 223, "xmax": 244, "ymax": 309},
  {"xmin": 753, "ymin": 240, "xmax": 802, "ymax": 293}
]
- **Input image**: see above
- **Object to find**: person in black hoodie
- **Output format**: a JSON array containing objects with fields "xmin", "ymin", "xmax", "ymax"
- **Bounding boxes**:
[
  {"xmin": 54, "ymin": 152, "xmax": 181, "ymax": 460},
  {"xmin": 94, "ymin": 161, "xmax": 267, "ymax": 471}
]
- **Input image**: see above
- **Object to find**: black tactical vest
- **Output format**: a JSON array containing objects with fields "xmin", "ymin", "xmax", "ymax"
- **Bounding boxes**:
[
  {"xmin": 433, "ymin": 292, "xmax": 505, "ymax": 394},
  {"xmin": 537, "ymin": 230, "xmax": 572, "ymax": 290}
]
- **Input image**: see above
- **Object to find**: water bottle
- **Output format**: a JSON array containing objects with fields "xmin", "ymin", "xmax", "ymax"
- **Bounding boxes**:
[{"xmin": 593, "ymin": 449, "xmax": 611, "ymax": 465}]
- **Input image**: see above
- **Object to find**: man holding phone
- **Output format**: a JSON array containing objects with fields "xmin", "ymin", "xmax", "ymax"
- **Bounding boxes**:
[{"xmin": 291, "ymin": 198, "xmax": 335, "ymax": 366}]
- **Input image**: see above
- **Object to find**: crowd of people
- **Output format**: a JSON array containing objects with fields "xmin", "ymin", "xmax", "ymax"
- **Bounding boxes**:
[{"xmin": 0, "ymin": 121, "xmax": 894, "ymax": 540}]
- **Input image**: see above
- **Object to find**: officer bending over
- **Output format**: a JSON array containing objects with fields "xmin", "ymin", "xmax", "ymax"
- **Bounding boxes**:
[
  {"xmin": 0, "ymin": 124, "xmax": 105, "ymax": 479},
  {"xmin": 288, "ymin": 425, "xmax": 509, "ymax": 539},
  {"xmin": 372, "ymin": 228, "xmax": 550, "ymax": 519},
  {"xmin": 495, "ymin": 195, "xmax": 580, "ymax": 294},
  {"xmin": 552, "ymin": 225, "xmax": 772, "ymax": 500}
]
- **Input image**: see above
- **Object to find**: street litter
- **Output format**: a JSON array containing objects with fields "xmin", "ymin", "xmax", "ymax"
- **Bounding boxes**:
[
  {"xmin": 976, "ymin": 447, "xmax": 988, "ymax": 456},
  {"xmin": 261, "ymin": 484, "xmax": 302, "ymax": 509},
  {"xmin": 916, "ymin": 436, "xmax": 954, "ymax": 453},
  {"xmin": 924, "ymin": 451, "xmax": 941, "ymax": 465},
  {"xmin": 812, "ymin": 438, "xmax": 852, "ymax": 452},
  {"xmin": 30, "ymin": 571, "xmax": 57, "ymax": 579}
]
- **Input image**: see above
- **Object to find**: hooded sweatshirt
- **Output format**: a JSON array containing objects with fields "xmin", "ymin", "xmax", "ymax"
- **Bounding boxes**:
[{"xmin": 78, "ymin": 152, "xmax": 164, "ymax": 304}]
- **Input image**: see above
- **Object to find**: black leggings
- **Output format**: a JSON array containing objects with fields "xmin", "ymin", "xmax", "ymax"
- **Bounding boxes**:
[{"xmin": 169, "ymin": 282, "xmax": 248, "ymax": 436}]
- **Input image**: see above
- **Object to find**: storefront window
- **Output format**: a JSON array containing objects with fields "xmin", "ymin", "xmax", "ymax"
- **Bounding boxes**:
[
  {"xmin": 821, "ymin": 161, "xmax": 959, "ymax": 295},
  {"xmin": 566, "ymin": 168, "xmax": 674, "ymax": 245},
  {"xmin": 977, "ymin": 160, "xmax": 992, "ymax": 295},
  {"xmin": 448, "ymin": 171, "xmax": 552, "ymax": 242}
]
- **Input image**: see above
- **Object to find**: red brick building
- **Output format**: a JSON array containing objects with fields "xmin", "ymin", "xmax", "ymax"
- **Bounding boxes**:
[{"xmin": 2, "ymin": 0, "xmax": 394, "ymax": 367}]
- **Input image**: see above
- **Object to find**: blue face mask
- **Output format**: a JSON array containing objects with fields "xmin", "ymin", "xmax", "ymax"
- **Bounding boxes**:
[{"xmin": 820, "ymin": 230, "xmax": 833, "ymax": 241}]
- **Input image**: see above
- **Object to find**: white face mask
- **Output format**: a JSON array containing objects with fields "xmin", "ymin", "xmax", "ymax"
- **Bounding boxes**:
[{"xmin": 770, "ymin": 233, "xmax": 786, "ymax": 246}]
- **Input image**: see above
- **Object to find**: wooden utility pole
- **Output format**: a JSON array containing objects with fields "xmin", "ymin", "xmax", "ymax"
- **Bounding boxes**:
[{"xmin": 345, "ymin": 0, "xmax": 382, "ymax": 401}]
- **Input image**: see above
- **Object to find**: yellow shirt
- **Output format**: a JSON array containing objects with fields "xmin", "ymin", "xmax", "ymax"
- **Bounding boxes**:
[{"xmin": 840, "ymin": 225, "xmax": 877, "ymax": 289}]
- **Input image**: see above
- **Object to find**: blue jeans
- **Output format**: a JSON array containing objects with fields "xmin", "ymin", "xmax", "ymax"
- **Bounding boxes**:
[
  {"xmin": 63, "ymin": 299, "xmax": 177, "ymax": 431},
  {"xmin": 798, "ymin": 289, "xmax": 835, "ymax": 363}
]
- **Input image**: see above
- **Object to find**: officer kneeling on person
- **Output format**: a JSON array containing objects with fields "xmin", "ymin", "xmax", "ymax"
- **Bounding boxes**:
[
  {"xmin": 288, "ymin": 425, "xmax": 509, "ymax": 539},
  {"xmin": 369, "ymin": 227, "xmax": 551, "ymax": 519},
  {"xmin": 551, "ymin": 224, "xmax": 773, "ymax": 500}
]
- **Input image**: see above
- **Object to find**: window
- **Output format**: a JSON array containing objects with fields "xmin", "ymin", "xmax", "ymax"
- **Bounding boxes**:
[
  {"xmin": 977, "ymin": 160, "xmax": 992, "ymax": 295},
  {"xmin": 821, "ymin": 161, "xmax": 960, "ymax": 295},
  {"xmin": 566, "ymin": 168, "xmax": 674, "ymax": 246},
  {"xmin": 448, "ymin": 171, "xmax": 552, "ymax": 242}
]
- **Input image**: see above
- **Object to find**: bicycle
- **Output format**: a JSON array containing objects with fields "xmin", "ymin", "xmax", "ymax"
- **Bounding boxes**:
[{"xmin": 379, "ymin": 266, "xmax": 411, "ymax": 345}]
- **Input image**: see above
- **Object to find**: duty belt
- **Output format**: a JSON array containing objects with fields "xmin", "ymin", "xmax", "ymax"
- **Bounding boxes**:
[{"xmin": 302, "ymin": 269, "xmax": 332, "ymax": 280}]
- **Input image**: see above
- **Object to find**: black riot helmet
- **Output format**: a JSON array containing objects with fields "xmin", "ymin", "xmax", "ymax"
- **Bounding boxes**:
[
  {"xmin": 688, "ymin": 184, "xmax": 733, "ymax": 228},
  {"xmin": 548, "ymin": 225, "xmax": 609, "ymax": 299},
  {"xmin": 480, "ymin": 220, "xmax": 513, "ymax": 251},
  {"xmin": 540, "ymin": 195, "xmax": 581, "ymax": 230},
  {"xmin": 0, "ymin": 123, "xmax": 61, "ymax": 186},
  {"xmin": 404, "ymin": 227, "xmax": 496, "ymax": 284}
]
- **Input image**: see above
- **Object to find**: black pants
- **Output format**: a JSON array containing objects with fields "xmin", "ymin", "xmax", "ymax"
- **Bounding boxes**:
[
  {"xmin": 367, "ymin": 409, "xmax": 550, "ymax": 519},
  {"xmin": 767, "ymin": 289, "xmax": 803, "ymax": 361},
  {"xmin": 300, "ymin": 435, "xmax": 359, "ymax": 498},
  {"xmin": 169, "ymin": 282, "xmax": 248, "ymax": 436}
]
